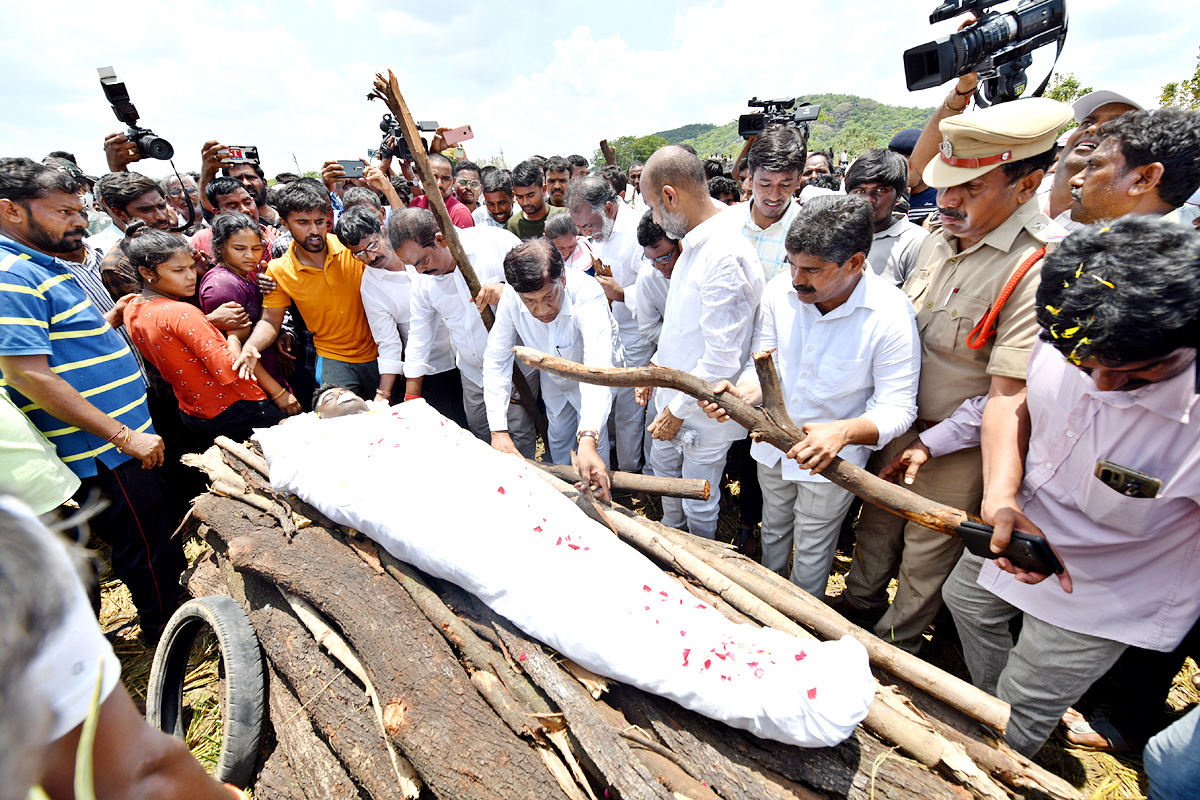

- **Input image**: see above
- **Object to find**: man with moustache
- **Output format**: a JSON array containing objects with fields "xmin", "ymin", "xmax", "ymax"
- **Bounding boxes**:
[
  {"xmin": 544, "ymin": 156, "xmax": 572, "ymax": 209},
  {"xmin": 453, "ymin": 160, "xmax": 484, "ymax": 215},
  {"xmin": 235, "ymin": 183, "xmax": 380, "ymax": 398},
  {"xmin": 1044, "ymin": 91, "xmax": 1143, "ymax": 222},
  {"xmin": 832, "ymin": 98, "xmax": 1072, "ymax": 654},
  {"xmin": 224, "ymin": 159, "xmax": 281, "ymax": 228}
]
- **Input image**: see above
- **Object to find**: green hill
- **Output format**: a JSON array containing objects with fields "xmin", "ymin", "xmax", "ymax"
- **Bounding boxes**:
[{"xmin": 657, "ymin": 93, "xmax": 936, "ymax": 161}]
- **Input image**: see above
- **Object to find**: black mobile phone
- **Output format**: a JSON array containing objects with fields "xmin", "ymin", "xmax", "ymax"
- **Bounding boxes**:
[
  {"xmin": 337, "ymin": 159, "xmax": 365, "ymax": 179},
  {"xmin": 955, "ymin": 521, "xmax": 1064, "ymax": 575}
]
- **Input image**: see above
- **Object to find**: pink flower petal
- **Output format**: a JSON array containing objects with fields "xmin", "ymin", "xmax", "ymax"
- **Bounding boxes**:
[
  {"xmin": 680, "ymin": 630, "xmax": 686, "ymax": 636},
  {"xmin": 754, "ymin": 668, "xmax": 765, "ymax": 679},
  {"xmin": 703, "ymin": 659, "xmax": 711, "ymax": 670},
  {"xmin": 497, "ymin": 486, "xmax": 506, "ymax": 494},
  {"xmin": 643, "ymin": 585, "xmax": 651, "ymax": 592},
  {"xmin": 795, "ymin": 651, "xmax": 807, "ymax": 661},
  {"xmin": 568, "ymin": 543, "xmax": 580, "ymax": 550},
  {"xmin": 807, "ymin": 687, "xmax": 817, "ymax": 699},
  {"xmin": 533, "ymin": 526, "xmax": 542, "ymax": 532},
  {"xmin": 659, "ymin": 591, "xmax": 669, "ymax": 598},
  {"xmin": 682, "ymin": 648, "xmax": 691, "ymax": 666},
  {"xmin": 519, "ymin": 653, "xmax": 527, "ymax": 661}
]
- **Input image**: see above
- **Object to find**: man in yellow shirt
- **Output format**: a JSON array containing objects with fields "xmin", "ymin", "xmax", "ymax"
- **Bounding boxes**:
[{"xmin": 235, "ymin": 183, "xmax": 379, "ymax": 397}]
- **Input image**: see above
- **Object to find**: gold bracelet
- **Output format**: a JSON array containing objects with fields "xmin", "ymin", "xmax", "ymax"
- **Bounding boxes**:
[
  {"xmin": 106, "ymin": 424, "xmax": 127, "ymax": 443},
  {"xmin": 377, "ymin": 390, "xmax": 392, "ymax": 398},
  {"xmin": 270, "ymin": 387, "xmax": 287, "ymax": 400}
]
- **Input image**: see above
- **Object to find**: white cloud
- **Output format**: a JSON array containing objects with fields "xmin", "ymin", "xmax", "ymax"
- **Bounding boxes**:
[{"xmin": 1, "ymin": 0, "xmax": 1194, "ymax": 178}]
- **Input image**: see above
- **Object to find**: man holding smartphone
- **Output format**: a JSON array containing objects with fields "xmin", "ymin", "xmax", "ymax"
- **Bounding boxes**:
[{"xmin": 908, "ymin": 217, "xmax": 1200, "ymax": 758}]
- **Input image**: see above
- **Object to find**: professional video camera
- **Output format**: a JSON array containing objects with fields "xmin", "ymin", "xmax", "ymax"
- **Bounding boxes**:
[
  {"xmin": 903, "ymin": 0, "xmax": 1068, "ymax": 105},
  {"xmin": 738, "ymin": 98, "xmax": 822, "ymax": 140},
  {"xmin": 378, "ymin": 114, "xmax": 439, "ymax": 160},
  {"xmin": 97, "ymin": 66, "xmax": 174, "ymax": 160}
]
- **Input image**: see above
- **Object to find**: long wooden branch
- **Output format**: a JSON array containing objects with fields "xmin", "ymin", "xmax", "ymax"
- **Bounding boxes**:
[
  {"xmin": 371, "ymin": 70, "xmax": 546, "ymax": 437},
  {"xmin": 514, "ymin": 347, "xmax": 981, "ymax": 535},
  {"xmin": 528, "ymin": 460, "xmax": 709, "ymax": 500}
]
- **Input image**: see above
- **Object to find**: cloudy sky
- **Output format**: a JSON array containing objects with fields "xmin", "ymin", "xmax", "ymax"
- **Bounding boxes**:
[{"xmin": 2, "ymin": 0, "xmax": 1193, "ymax": 179}]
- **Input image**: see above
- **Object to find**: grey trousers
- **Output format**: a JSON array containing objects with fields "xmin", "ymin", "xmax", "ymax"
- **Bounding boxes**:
[
  {"xmin": 461, "ymin": 375, "xmax": 538, "ymax": 459},
  {"xmin": 942, "ymin": 553, "xmax": 1128, "ymax": 756},
  {"xmin": 758, "ymin": 460, "xmax": 856, "ymax": 597}
]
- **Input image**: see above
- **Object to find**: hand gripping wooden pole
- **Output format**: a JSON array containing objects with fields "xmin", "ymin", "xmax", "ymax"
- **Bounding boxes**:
[{"xmin": 370, "ymin": 70, "xmax": 547, "ymax": 437}]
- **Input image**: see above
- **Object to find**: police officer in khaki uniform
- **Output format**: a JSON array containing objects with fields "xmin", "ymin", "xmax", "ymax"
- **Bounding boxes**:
[{"xmin": 831, "ymin": 97, "xmax": 1073, "ymax": 653}]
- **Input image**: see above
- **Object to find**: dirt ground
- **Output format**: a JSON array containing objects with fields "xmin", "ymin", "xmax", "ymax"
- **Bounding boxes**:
[{"xmin": 99, "ymin": 468, "xmax": 1197, "ymax": 799}]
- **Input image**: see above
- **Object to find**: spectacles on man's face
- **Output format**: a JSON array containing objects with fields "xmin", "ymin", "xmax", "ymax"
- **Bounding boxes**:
[
  {"xmin": 456, "ymin": 178, "xmax": 482, "ymax": 189},
  {"xmin": 351, "ymin": 237, "xmax": 384, "ymax": 262},
  {"xmin": 650, "ymin": 242, "xmax": 678, "ymax": 264},
  {"xmin": 168, "ymin": 187, "xmax": 200, "ymax": 198}
]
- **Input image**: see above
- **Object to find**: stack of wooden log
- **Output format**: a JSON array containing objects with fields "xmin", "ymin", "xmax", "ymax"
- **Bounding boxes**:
[{"xmin": 181, "ymin": 437, "xmax": 1083, "ymax": 800}]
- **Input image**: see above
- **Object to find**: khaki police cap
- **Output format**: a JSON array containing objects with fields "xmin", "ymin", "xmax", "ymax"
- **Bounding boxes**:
[{"xmin": 923, "ymin": 97, "xmax": 1073, "ymax": 189}]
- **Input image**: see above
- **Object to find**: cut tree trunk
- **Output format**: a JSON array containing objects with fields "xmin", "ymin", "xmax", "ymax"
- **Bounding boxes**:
[
  {"xmin": 529, "ymin": 460, "xmax": 710, "ymax": 500},
  {"xmin": 192, "ymin": 493, "xmax": 570, "ymax": 800}
]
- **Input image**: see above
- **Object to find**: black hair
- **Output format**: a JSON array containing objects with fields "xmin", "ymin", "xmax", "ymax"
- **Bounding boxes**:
[
  {"xmin": 265, "ymin": 184, "xmax": 286, "ymax": 210},
  {"xmin": 543, "ymin": 212, "xmax": 578, "ymax": 240},
  {"xmin": 678, "ymin": 144, "xmax": 698, "ymax": 157},
  {"xmin": 124, "ymin": 220, "xmax": 192, "ymax": 284},
  {"xmin": 342, "ymin": 186, "xmax": 382, "ymax": 211},
  {"xmin": 453, "ymin": 159, "xmax": 481, "ymax": 178},
  {"xmin": 599, "ymin": 165, "xmax": 627, "ymax": 195},
  {"xmin": 636, "ymin": 209, "xmax": 670, "ymax": 247},
  {"xmin": 999, "ymin": 145, "xmax": 1056, "ymax": 185},
  {"xmin": 204, "ymin": 176, "xmax": 248, "ymax": 208},
  {"xmin": 702, "ymin": 158, "xmax": 725, "ymax": 181},
  {"xmin": 530, "ymin": 155, "xmax": 548, "ymax": 170},
  {"xmin": 566, "ymin": 175, "xmax": 617, "ymax": 213},
  {"xmin": 708, "ymin": 175, "xmax": 739, "ymax": 200},
  {"xmin": 1036, "ymin": 216, "xmax": 1200, "ymax": 365},
  {"xmin": 45, "ymin": 150, "xmax": 77, "ymax": 165},
  {"xmin": 504, "ymin": 238, "xmax": 563, "ymax": 292},
  {"xmin": 275, "ymin": 183, "xmax": 330, "ymax": 221},
  {"xmin": 389, "ymin": 176, "xmax": 413, "ymax": 206},
  {"xmin": 568, "ymin": 154, "xmax": 589, "ymax": 170},
  {"xmin": 482, "ymin": 169, "xmax": 513, "ymax": 196},
  {"xmin": 512, "ymin": 160, "xmax": 544, "ymax": 189},
  {"xmin": 545, "ymin": 155, "xmax": 571, "ymax": 176},
  {"xmin": 479, "ymin": 164, "xmax": 499, "ymax": 179},
  {"xmin": 806, "ymin": 150, "xmax": 835, "ymax": 171},
  {"xmin": 0, "ymin": 157, "xmax": 77, "ymax": 203},
  {"xmin": 844, "ymin": 148, "xmax": 908, "ymax": 196},
  {"xmin": 806, "ymin": 173, "xmax": 842, "ymax": 191},
  {"xmin": 210, "ymin": 213, "xmax": 262, "ymax": 262},
  {"xmin": 785, "ymin": 195, "xmax": 873, "ymax": 265},
  {"xmin": 1096, "ymin": 108, "xmax": 1200, "ymax": 208},
  {"xmin": 274, "ymin": 172, "xmax": 301, "ymax": 185},
  {"xmin": 427, "ymin": 153, "xmax": 452, "ymax": 172},
  {"xmin": 387, "ymin": 207, "xmax": 439, "ymax": 250},
  {"xmin": 96, "ymin": 171, "xmax": 159, "ymax": 212},
  {"xmin": 334, "ymin": 205, "xmax": 384, "ymax": 248}
]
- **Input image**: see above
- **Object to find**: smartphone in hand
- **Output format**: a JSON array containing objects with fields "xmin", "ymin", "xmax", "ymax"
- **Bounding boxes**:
[
  {"xmin": 337, "ymin": 159, "xmax": 366, "ymax": 179},
  {"xmin": 956, "ymin": 521, "xmax": 1064, "ymax": 575},
  {"xmin": 442, "ymin": 124, "xmax": 474, "ymax": 146}
]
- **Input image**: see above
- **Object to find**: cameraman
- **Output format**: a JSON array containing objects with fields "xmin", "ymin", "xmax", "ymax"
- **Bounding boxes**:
[{"xmin": 831, "ymin": 97, "xmax": 1072, "ymax": 655}]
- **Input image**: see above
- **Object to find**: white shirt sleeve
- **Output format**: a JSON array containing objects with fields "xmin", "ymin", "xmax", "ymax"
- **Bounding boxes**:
[
  {"xmin": 667, "ymin": 254, "xmax": 759, "ymax": 419},
  {"xmin": 633, "ymin": 266, "xmax": 664, "ymax": 345},
  {"xmin": 860, "ymin": 308, "xmax": 922, "ymax": 449},
  {"xmin": 740, "ymin": 287, "xmax": 777, "ymax": 387},
  {"xmin": 362, "ymin": 284, "xmax": 405, "ymax": 376},
  {"xmin": 405, "ymin": 278, "xmax": 436, "ymax": 379},
  {"xmin": 482, "ymin": 287, "xmax": 522, "ymax": 432},
  {"xmin": 573, "ymin": 296, "xmax": 618, "ymax": 434}
]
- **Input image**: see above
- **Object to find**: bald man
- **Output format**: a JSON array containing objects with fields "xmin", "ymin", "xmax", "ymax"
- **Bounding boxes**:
[{"xmin": 636, "ymin": 146, "xmax": 765, "ymax": 539}]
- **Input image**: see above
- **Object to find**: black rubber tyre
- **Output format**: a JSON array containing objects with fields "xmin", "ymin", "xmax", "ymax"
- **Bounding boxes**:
[{"xmin": 146, "ymin": 595, "xmax": 265, "ymax": 788}]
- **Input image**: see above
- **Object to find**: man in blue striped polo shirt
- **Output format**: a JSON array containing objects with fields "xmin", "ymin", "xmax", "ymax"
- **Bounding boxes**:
[{"xmin": 0, "ymin": 157, "xmax": 181, "ymax": 637}]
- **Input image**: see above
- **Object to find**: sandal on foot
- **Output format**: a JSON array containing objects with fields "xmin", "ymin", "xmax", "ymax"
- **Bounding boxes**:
[{"xmin": 1063, "ymin": 710, "xmax": 1131, "ymax": 753}]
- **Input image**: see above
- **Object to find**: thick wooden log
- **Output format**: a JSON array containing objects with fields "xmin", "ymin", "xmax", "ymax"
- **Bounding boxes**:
[
  {"xmin": 616, "ymin": 685, "xmax": 970, "ymax": 800},
  {"xmin": 514, "ymin": 347, "xmax": 979, "ymax": 535},
  {"xmin": 192, "ymin": 495, "xmax": 571, "ymax": 800},
  {"xmin": 370, "ymin": 70, "xmax": 545, "ymax": 436},
  {"xmin": 265, "ymin": 662, "xmax": 362, "ymax": 800},
  {"xmin": 528, "ymin": 460, "xmax": 710, "ymax": 500},
  {"xmin": 252, "ymin": 748, "xmax": 307, "ymax": 800},
  {"xmin": 493, "ymin": 622, "xmax": 674, "ymax": 800}
]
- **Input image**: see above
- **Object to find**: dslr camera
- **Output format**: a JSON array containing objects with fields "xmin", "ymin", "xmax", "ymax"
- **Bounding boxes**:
[
  {"xmin": 378, "ymin": 114, "xmax": 439, "ymax": 160},
  {"xmin": 738, "ymin": 98, "xmax": 822, "ymax": 140},
  {"xmin": 97, "ymin": 66, "xmax": 174, "ymax": 160},
  {"xmin": 903, "ymin": 0, "xmax": 1068, "ymax": 105}
]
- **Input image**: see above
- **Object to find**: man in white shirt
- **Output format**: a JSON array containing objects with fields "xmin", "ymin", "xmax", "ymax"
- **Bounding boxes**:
[
  {"xmin": 483, "ymin": 239, "xmax": 621, "ymax": 501},
  {"xmin": 473, "ymin": 170, "xmax": 515, "ymax": 229},
  {"xmin": 637, "ymin": 146, "xmax": 765, "ymax": 539},
  {"xmin": 632, "ymin": 210, "xmax": 675, "ymax": 348},
  {"xmin": 700, "ymin": 196, "xmax": 920, "ymax": 594},
  {"xmin": 335, "ymin": 208, "xmax": 465, "ymax": 423},
  {"xmin": 845, "ymin": 149, "xmax": 927, "ymax": 286},
  {"xmin": 567, "ymin": 176, "xmax": 653, "ymax": 473},
  {"xmin": 387, "ymin": 208, "xmax": 538, "ymax": 456}
]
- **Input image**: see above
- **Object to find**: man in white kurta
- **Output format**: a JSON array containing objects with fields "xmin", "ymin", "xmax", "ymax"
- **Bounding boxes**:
[
  {"xmin": 704, "ymin": 195, "xmax": 920, "ymax": 595},
  {"xmin": 639, "ymin": 146, "xmax": 766, "ymax": 539},
  {"xmin": 483, "ymin": 239, "xmax": 624, "ymax": 497}
]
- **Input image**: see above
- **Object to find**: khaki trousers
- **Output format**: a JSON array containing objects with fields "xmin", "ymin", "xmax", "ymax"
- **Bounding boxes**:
[{"xmin": 842, "ymin": 428, "xmax": 983, "ymax": 652}]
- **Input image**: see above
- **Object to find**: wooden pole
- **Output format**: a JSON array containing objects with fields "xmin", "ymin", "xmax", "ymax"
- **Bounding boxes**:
[
  {"xmin": 514, "ymin": 347, "xmax": 980, "ymax": 536},
  {"xmin": 527, "ymin": 460, "xmax": 709, "ymax": 500},
  {"xmin": 370, "ymin": 71, "xmax": 546, "ymax": 437}
]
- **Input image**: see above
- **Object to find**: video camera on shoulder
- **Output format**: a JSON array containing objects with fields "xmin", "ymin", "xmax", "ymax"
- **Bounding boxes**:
[
  {"xmin": 378, "ymin": 114, "xmax": 439, "ymax": 160},
  {"xmin": 97, "ymin": 66, "xmax": 174, "ymax": 160},
  {"xmin": 903, "ymin": 0, "xmax": 1068, "ymax": 105},
  {"xmin": 738, "ymin": 98, "xmax": 821, "ymax": 140}
]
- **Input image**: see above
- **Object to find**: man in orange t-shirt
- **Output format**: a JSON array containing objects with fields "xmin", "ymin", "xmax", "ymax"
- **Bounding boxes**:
[{"xmin": 235, "ymin": 183, "xmax": 379, "ymax": 397}]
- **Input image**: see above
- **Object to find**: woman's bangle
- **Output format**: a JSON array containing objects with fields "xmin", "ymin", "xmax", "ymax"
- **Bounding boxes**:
[
  {"xmin": 377, "ymin": 390, "xmax": 392, "ymax": 398},
  {"xmin": 403, "ymin": 393, "xmax": 420, "ymax": 401},
  {"xmin": 270, "ymin": 387, "xmax": 287, "ymax": 400}
]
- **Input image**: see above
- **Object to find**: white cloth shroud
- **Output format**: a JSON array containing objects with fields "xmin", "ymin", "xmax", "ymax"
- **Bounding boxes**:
[{"xmin": 254, "ymin": 400, "xmax": 875, "ymax": 747}]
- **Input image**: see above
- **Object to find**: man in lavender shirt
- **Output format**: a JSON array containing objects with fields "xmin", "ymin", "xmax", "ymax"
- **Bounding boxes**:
[{"xmin": 891, "ymin": 217, "xmax": 1200, "ymax": 757}]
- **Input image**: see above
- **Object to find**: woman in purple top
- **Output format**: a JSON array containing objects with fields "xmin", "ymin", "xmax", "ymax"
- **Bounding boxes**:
[{"xmin": 198, "ymin": 213, "xmax": 288, "ymax": 388}]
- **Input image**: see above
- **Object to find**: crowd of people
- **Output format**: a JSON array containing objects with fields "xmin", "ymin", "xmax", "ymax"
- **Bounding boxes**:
[{"xmin": 2, "ymin": 68, "xmax": 1200, "ymax": 798}]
